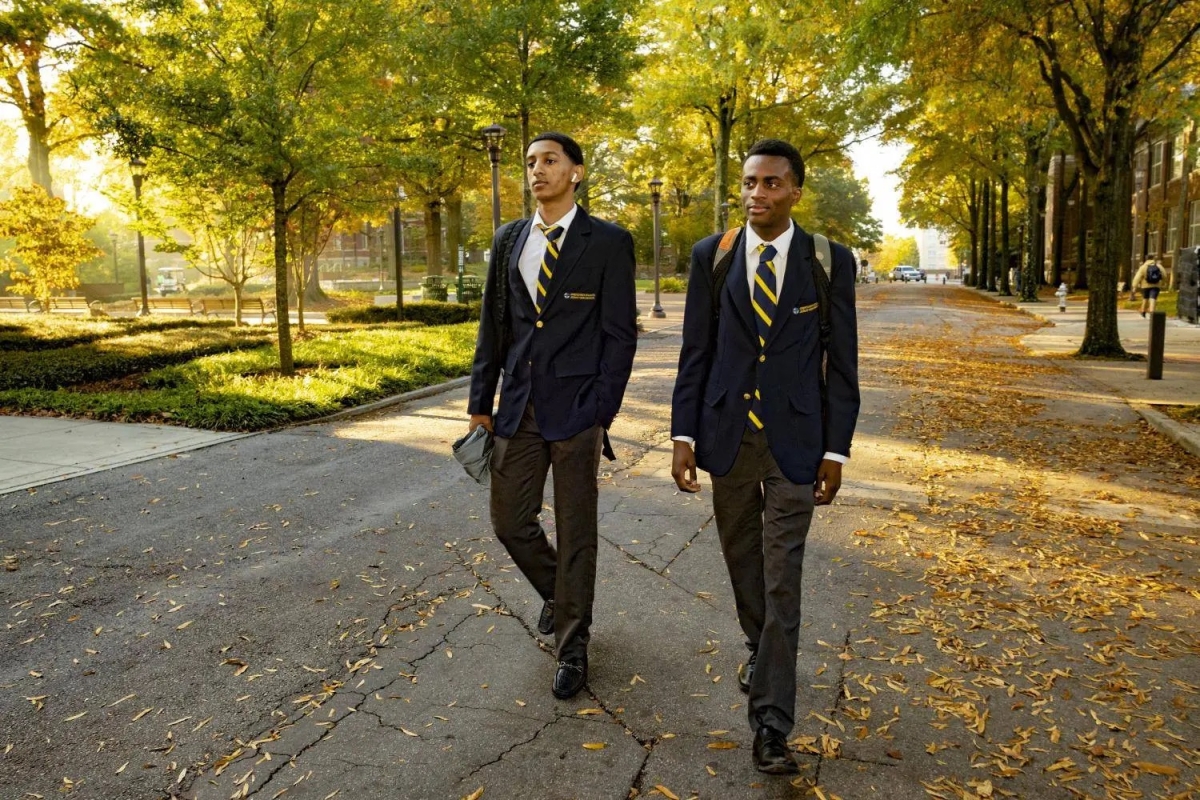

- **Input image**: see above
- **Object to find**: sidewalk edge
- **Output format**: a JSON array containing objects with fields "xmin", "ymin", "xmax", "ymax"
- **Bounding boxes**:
[
  {"xmin": 1131, "ymin": 403, "xmax": 1200, "ymax": 459},
  {"xmin": 294, "ymin": 375, "xmax": 472, "ymax": 427}
]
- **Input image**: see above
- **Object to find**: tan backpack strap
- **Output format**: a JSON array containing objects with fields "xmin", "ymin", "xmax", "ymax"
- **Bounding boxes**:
[{"xmin": 715, "ymin": 226, "xmax": 742, "ymax": 265}]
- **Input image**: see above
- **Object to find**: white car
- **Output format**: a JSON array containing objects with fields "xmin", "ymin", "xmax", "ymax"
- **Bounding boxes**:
[{"xmin": 891, "ymin": 266, "xmax": 923, "ymax": 283}]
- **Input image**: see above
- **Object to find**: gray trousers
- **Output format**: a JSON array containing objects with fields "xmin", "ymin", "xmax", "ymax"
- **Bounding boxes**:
[
  {"xmin": 490, "ymin": 402, "xmax": 603, "ymax": 661},
  {"xmin": 712, "ymin": 428, "xmax": 815, "ymax": 735}
]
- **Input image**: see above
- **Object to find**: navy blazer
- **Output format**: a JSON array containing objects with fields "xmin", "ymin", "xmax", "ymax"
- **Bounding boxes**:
[
  {"xmin": 469, "ymin": 205, "xmax": 638, "ymax": 442},
  {"xmin": 671, "ymin": 223, "xmax": 860, "ymax": 484}
]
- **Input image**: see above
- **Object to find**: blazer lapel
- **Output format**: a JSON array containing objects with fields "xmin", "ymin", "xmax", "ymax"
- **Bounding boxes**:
[
  {"xmin": 538, "ymin": 205, "xmax": 591, "ymax": 315},
  {"xmin": 507, "ymin": 219, "xmax": 538, "ymax": 318},
  {"xmin": 767, "ymin": 222, "xmax": 812, "ymax": 344},
  {"xmin": 724, "ymin": 236, "xmax": 757, "ymax": 339}
]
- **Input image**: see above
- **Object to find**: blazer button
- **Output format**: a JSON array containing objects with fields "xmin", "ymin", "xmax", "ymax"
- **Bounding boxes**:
[
  {"xmin": 743, "ymin": 393, "xmax": 751, "ymax": 400},
  {"xmin": 535, "ymin": 321, "xmax": 544, "ymax": 328},
  {"xmin": 759, "ymin": 354, "xmax": 766, "ymax": 362}
]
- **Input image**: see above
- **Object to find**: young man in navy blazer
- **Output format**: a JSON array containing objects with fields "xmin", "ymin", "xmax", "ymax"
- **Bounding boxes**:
[
  {"xmin": 468, "ymin": 132, "xmax": 638, "ymax": 699},
  {"xmin": 670, "ymin": 139, "xmax": 860, "ymax": 773}
]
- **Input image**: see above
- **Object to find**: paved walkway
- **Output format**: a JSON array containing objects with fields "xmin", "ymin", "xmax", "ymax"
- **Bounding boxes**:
[{"xmin": 2, "ymin": 286, "xmax": 1198, "ymax": 800}]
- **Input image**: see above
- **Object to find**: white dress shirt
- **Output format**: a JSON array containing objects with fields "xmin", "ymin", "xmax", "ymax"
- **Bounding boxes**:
[
  {"xmin": 518, "ymin": 204, "xmax": 580, "ymax": 305},
  {"xmin": 674, "ymin": 222, "xmax": 848, "ymax": 465}
]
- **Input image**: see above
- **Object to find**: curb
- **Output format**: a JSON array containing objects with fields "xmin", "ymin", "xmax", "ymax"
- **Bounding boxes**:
[
  {"xmin": 298, "ymin": 375, "xmax": 472, "ymax": 426},
  {"xmin": 1131, "ymin": 403, "xmax": 1200, "ymax": 460}
]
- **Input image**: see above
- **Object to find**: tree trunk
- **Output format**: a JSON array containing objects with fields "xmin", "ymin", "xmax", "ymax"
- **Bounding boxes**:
[
  {"xmin": 445, "ymin": 194, "xmax": 463, "ymax": 279},
  {"xmin": 968, "ymin": 177, "xmax": 979, "ymax": 287},
  {"xmin": 1021, "ymin": 140, "xmax": 1044, "ymax": 301},
  {"xmin": 303, "ymin": 255, "xmax": 325, "ymax": 303},
  {"xmin": 425, "ymin": 200, "xmax": 443, "ymax": 276},
  {"xmin": 521, "ymin": 106, "xmax": 532, "ymax": 218},
  {"xmin": 988, "ymin": 180, "xmax": 999, "ymax": 291},
  {"xmin": 712, "ymin": 90, "xmax": 736, "ymax": 234},
  {"xmin": 22, "ymin": 57, "xmax": 53, "ymax": 194},
  {"xmin": 1078, "ymin": 111, "xmax": 1133, "ymax": 357},
  {"xmin": 1074, "ymin": 171, "xmax": 1088, "ymax": 290},
  {"xmin": 271, "ymin": 181, "xmax": 294, "ymax": 376},
  {"xmin": 999, "ymin": 176, "xmax": 1012, "ymax": 295},
  {"xmin": 979, "ymin": 180, "xmax": 989, "ymax": 289},
  {"xmin": 1051, "ymin": 152, "xmax": 1066, "ymax": 286}
]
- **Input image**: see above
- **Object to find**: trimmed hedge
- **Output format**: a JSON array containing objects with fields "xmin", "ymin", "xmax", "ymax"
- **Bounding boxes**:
[
  {"xmin": 326, "ymin": 300, "xmax": 482, "ymax": 326},
  {"xmin": 0, "ymin": 316, "xmax": 232, "ymax": 352},
  {"xmin": 659, "ymin": 277, "xmax": 688, "ymax": 293},
  {"xmin": 0, "ymin": 326, "xmax": 271, "ymax": 390}
]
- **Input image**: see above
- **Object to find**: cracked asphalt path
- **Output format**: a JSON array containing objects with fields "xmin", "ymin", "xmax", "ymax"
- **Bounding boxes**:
[{"xmin": 2, "ymin": 285, "xmax": 1198, "ymax": 800}]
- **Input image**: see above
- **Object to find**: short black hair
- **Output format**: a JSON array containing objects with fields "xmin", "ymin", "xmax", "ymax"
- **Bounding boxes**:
[
  {"xmin": 528, "ymin": 131, "xmax": 585, "ymax": 166},
  {"xmin": 746, "ymin": 139, "xmax": 805, "ymax": 188}
]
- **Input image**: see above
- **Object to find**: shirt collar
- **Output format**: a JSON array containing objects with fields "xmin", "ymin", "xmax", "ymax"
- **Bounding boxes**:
[
  {"xmin": 532, "ymin": 204, "xmax": 579, "ymax": 236},
  {"xmin": 744, "ymin": 221, "xmax": 795, "ymax": 258}
]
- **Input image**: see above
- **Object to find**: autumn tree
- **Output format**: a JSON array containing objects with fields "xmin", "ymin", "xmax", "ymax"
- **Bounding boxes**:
[
  {"xmin": 0, "ymin": 185, "xmax": 100, "ymax": 309},
  {"xmin": 82, "ymin": 0, "xmax": 398, "ymax": 376}
]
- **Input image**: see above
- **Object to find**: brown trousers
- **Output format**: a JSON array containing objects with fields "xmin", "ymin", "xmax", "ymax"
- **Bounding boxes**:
[
  {"xmin": 490, "ymin": 402, "xmax": 603, "ymax": 661},
  {"xmin": 712, "ymin": 427, "xmax": 815, "ymax": 735}
]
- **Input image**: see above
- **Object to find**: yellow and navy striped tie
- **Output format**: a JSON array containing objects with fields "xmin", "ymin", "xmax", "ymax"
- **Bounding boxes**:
[
  {"xmin": 747, "ymin": 242, "xmax": 777, "ymax": 430},
  {"xmin": 535, "ymin": 223, "xmax": 564, "ymax": 313}
]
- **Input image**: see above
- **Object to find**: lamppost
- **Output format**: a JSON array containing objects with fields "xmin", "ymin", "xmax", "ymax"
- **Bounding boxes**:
[
  {"xmin": 109, "ymin": 232, "xmax": 119, "ymax": 284},
  {"xmin": 130, "ymin": 158, "xmax": 149, "ymax": 316},
  {"xmin": 481, "ymin": 124, "xmax": 506, "ymax": 233},
  {"xmin": 650, "ymin": 178, "xmax": 665, "ymax": 318},
  {"xmin": 393, "ymin": 186, "xmax": 405, "ymax": 320}
]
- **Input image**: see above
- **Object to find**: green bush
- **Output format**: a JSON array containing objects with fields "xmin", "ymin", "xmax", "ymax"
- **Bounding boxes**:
[
  {"xmin": 326, "ymin": 301, "xmax": 482, "ymax": 326},
  {"xmin": 659, "ymin": 277, "xmax": 688, "ymax": 293},
  {"xmin": 0, "ymin": 316, "xmax": 232, "ymax": 352},
  {"xmin": 0, "ymin": 326, "xmax": 271, "ymax": 390},
  {"xmin": 0, "ymin": 323, "xmax": 479, "ymax": 430}
]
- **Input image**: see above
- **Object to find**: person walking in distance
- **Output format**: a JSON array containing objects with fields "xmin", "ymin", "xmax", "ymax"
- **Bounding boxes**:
[
  {"xmin": 1131, "ymin": 257, "xmax": 1164, "ymax": 317},
  {"xmin": 670, "ymin": 139, "xmax": 860, "ymax": 773},
  {"xmin": 468, "ymin": 132, "xmax": 638, "ymax": 699}
]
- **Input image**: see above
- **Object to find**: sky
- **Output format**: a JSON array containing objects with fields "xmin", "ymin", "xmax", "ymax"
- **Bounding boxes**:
[{"xmin": 847, "ymin": 136, "xmax": 916, "ymax": 240}]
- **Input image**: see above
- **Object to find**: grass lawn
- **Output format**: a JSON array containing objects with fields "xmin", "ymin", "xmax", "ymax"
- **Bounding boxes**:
[{"xmin": 0, "ymin": 315, "xmax": 476, "ymax": 431}]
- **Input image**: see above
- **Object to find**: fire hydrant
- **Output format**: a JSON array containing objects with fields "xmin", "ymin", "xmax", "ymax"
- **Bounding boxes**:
[{"xmin": 1056, "ymin": 282, "xmax": 1068, "ymax": 313}]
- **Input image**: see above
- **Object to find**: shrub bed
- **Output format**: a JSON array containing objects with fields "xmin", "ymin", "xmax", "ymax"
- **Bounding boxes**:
[
  {"xmin": 0, "ymin": 316, "xmax": 231, "ymax": 352},
  {"xmin": 0, "ymin": 326, "xmax": 271, "ymax": 390},
  {"xmin": 327, "ymin": 300, "xmax": 482, "ymax": 326}
]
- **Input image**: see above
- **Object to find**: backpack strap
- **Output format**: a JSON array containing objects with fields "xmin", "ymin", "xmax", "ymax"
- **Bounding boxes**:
[
  {"xmin": 489, "ymin": 218, "xmax": 529, "ymax": 357},
  {"xmin": 811, "ymin": 233, "xmax": 833, "ymax": 353},
  {"xmin": 711, "ymin": 227, "xmax": 742, "ymax": 329}
]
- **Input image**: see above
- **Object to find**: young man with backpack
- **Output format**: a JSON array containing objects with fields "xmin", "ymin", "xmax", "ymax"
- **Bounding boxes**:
[
  {"xmin": 669, "ymin": 139, "xmax": 860, "ymax": 774},
  {"xmin": 1131, "ymin": 257, "xmax": 1165, "ymax": 317},
  {"xmin": 468, "ymin": 132, "xmax": 638, "ymax": 700}
]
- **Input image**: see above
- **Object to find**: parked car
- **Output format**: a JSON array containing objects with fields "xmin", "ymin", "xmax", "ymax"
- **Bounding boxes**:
[{"xmin": 891, "ymin": 266, "xmax": 923, "ymax": 283}]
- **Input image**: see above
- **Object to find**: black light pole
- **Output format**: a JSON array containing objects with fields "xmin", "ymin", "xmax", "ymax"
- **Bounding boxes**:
[
  {"xmin": 481, "ymin": 124, "xmax": 506, "ymax": 233},
  {"xmin": 109, "ymin": 232, "xmax": 119, "ymax": 284},
  {"xmin": 130, "ymin": 158, "xmax": 149, "ymax": 317},
  {"xmin": 393, "ymin": 186, "xmax": 405, "ymax": 321},
  {"xmin": 650, "ymin": 178, "xmax": 665, "ymax": 318}
]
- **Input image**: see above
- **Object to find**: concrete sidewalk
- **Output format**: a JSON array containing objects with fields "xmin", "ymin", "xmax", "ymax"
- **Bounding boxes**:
[{"xmin": 981, "ymin": 287, "xmax": 1200, "ymax": 458}]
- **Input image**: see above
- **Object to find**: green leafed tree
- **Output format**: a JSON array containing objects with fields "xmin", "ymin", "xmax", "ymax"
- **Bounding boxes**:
[
  {"xmin": 79, "ymin": 0, "xmax": 397, "ymax": 375},
  {"xmin": 0, "ymin": 184, "xmax": 100, "ymax": 309}
]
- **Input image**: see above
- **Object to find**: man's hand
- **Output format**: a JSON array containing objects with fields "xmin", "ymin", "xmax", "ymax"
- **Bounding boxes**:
[
  {"xmin": 814, "ymin": 459, "xmax": 843, "ymax": 505},
  {"xmin": 672, "ymin": 441, "xmax": 701, "ymax": 493},
  {"xmin": 469, "ymin": 414, "xmax": 493, "ymax": 434}
]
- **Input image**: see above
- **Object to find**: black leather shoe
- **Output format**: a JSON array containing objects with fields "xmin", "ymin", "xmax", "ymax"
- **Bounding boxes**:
[
  {"xmin": 537, "ymin": 599, "xmax": 555, "ymax": 636},
  {"xmin": 738, "ymin": 650, "xmax": 757, "ymax": 694},
  {"xmin": 753, "ymin": 726, "xmax": 798, "ymax": 774},
  {"xmin": 552, "ymin": 655, "xmax": 587, "ymax": 700}
]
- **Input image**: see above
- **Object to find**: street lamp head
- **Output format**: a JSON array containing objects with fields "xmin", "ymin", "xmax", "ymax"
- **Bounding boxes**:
[
  {"xmin": 649, "ymin": 177, "xmax": 663, "ymax": 202},
  {"xmin": 481, "ymin": 124, "xmax": 506, "ymax": 152},
  {"xmin": 129, "ymin": 157, "xmax": 146, "ymax": 177}
]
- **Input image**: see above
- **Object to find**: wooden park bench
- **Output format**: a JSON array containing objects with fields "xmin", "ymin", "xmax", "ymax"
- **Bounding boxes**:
[
  {"xmin": 198, "ymin": 297, "xmax": 276, "ymax": 323},
  {"xmin": 46, "ymin": 297, "xmax": 100, "ymax": 314},
  {"xmin": 142, "ymin": 297, "xmax": 196, "ymax": 315},
  {"xmin": 0, "ymin": 297, "xmax": 37, "ymax": 313}
]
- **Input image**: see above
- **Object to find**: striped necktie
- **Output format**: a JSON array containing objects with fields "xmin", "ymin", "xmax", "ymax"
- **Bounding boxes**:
[
  {"xmin": 747, "ymin": 242, "xmax": 777, "ymax": 431},
  {"xmin": 535, "ymin": 223, "xmax": 564, "ymax": 313}
]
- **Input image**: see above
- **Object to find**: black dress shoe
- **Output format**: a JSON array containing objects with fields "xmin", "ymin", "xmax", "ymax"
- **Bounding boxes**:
[
  {"xmin": 738, "ymin": 650, "xmax": 757, "ymax": 694},
  {"xmin": 753, "ymin": 726, "xmax": 798, "ymax": 774},
  {"xmin": 552, "ymin": 655, "xmax": 587, "ymax": 699},
  {"xmin": 537, "ymin": 599, "xmax": 555, "ymax": 636}
]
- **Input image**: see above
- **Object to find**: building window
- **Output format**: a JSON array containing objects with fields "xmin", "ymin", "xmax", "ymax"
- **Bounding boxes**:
[
  {"xmin": 1150, "ymin": 141, "xmax": 1164, "ymax": 186},
  {"xmin": 1134, "ymin": 228, "xmax": 1144, "ymax": 260},
  {"xmin": 1170, "ymin": 133, "xmax": 1186, "ymax": 181},
  {"xmin": 1190, "ymin": 202, "xmax": 1200, "ymax": 249},
  {"xmin": 1135, "ymin": 146, "xmax": 1148, "ymax": 192},
  {"xmin": 1168, "ymin": 206, "xmax": 1180, "ymax": 254},
  {"xmin": 1148, "ymin": 224, "xmax": 1161, "ymax": 256}
]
